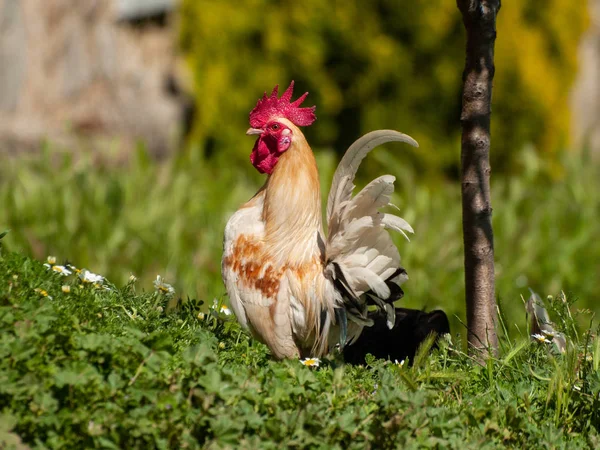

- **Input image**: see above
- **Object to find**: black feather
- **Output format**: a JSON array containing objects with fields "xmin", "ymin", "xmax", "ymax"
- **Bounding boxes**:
[
  {"xmin": 364, "ymin": 267, "xmax": 406, "ymax": 306},
  {"xmin": 335, "ymin": 308, "xmax": 348, "ymax": 349},
  {"xmin": 330, "ymin": 262, "xmax": 371, "ymax": 325}
]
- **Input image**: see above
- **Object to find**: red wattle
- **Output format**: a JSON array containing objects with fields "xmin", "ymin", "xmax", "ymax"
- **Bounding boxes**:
[{"xmin": 250, "ymin": 136, "xmax": 280, "ymax": 174}]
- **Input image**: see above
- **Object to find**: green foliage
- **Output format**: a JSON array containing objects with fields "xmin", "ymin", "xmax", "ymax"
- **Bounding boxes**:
[
  {"xmin": 179, "ymin": 0, "xmax": 587, "ymax": 175},
  {"xmin": 1, "ymin": 143, "xmax": 600, "ymax": 336},
  {"xmin": 1, "ymin": 249, "xmax": 599, "ymax": 448},
  {"xmin": 0, "ymin": 144, "xmax": 256, "ymax": 304}
]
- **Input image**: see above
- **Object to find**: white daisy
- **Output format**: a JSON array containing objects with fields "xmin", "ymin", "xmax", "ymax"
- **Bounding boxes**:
[
  {"xmin": 61, "ymin": 285, "xmax": 71, "ymax": 294},
  {"xmin": 153, "ymin": 275, "xmax": 175, "ymax": 296},
  {"xmin": 51, "ymin": 265, "xmax": 72, "ymax": 276},
  {"xmin": 300, "ymin": 357, "xmax": 321, "ymax": 367},
  {"xmin": 532, "ymin": 333, "xmax": 549, "ymax": 343},
  {"xmin": 79, "ymin": 270, "xmax": 104, "ymax": 284},
  {"xmin": 212, "ymin": 299, "xmax": 232, "ymax": 316},
  {"xmin": 394, "ymin": 359, "xmax": 406, "ymax": 367},
  {"xmin": 47, "ymin": 256, "xmax": 56, "ymax": 265}
]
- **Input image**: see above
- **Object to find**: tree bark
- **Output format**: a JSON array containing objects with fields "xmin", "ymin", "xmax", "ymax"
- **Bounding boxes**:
[{"xmin": 457, "ymin": 0, "xmax": 500, "ymax": 356}]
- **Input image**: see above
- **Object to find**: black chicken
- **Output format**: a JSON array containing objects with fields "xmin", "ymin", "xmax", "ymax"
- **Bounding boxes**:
[{"xmin": 343, "ymin": 307, "xmax": 450, "ymax": 365}]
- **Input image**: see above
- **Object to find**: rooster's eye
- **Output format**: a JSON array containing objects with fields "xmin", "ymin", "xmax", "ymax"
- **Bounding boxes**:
[{"xmin": 271, "ymin": 124, "xmax": 280, "ymax": 131}]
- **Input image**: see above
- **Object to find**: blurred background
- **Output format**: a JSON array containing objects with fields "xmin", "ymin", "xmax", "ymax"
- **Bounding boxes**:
[{"xmin": 0, "ymin": 0, "xmax": 598, "ymax": 336}]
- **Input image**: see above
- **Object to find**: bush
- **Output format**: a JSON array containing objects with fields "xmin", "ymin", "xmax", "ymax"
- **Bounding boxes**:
[
  {"xmin": 0, "ymin": 248, "xmax": 599, "ymax": 448},
  {"xmin": 179, "ymin": 1, "xmax": 587, "ymax": 176}
]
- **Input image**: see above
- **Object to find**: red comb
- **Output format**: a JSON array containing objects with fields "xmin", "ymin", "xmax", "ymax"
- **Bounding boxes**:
[{"xmin": 249, "ymin": 81, "xmax": 316, "ymax": 128}]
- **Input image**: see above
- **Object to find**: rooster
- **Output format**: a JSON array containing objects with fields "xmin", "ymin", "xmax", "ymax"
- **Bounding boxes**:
[{"xmin": 222, "ymin": 81, "xmax": 418, "ymax": 359}]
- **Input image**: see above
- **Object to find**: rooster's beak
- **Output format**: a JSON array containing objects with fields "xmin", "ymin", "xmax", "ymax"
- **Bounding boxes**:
[{"xmin": 246, "ymin": 128, "xmax": 263, "ymax": 136}]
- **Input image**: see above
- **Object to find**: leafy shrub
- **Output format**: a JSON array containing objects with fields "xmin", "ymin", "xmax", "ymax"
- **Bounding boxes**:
[
  {"xmin": 179, "ymin": 1, "xmax": 587, "ymax": 175},
  {"xmin": 1, "ymin": 248, "xmax": 599, "ymax": 448}
]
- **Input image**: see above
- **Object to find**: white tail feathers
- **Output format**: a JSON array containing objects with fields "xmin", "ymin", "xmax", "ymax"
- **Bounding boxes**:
[
  {"xmin": 324, "ymin": 129, "xmax": 418, "ymax": 342},
  {"xmin": 326, "ymin": 130, "xmax": 418, "ymax": 223}
]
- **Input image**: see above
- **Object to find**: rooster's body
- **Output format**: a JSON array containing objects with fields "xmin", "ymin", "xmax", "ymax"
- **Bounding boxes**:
[{"xmin": 222, "ymin": 82, "xmax": 417, "ymax": 359}]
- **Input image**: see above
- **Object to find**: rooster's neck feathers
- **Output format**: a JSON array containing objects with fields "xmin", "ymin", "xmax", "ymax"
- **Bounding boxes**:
[{"xmin": 262, "ymin": 123, "xmax": 323, "ymax": 266}]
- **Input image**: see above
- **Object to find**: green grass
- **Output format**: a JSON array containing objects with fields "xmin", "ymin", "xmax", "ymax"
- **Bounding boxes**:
[
  {"xmin": 1, "ymin": 245, "xmax": 599, "ymax": 449},
  {"xmin": 0, "ymin": 143, "xmax": 599, "ymax": 338}
]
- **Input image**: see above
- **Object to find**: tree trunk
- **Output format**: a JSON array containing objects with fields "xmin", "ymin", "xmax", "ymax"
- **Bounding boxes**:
[{"xmin": 457, "ymin": 0, "xmax": 500, "ymax": 356}]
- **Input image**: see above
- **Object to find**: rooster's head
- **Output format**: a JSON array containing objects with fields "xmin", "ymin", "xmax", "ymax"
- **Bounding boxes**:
[{"xmin": 247, "ymin": 81, "xmax": 316, "ymax": 174}]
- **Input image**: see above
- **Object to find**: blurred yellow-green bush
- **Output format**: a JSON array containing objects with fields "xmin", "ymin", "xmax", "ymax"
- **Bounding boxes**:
[{"xmin": 180, "ymin": 1, "xmax": 587, "ymax": 176}]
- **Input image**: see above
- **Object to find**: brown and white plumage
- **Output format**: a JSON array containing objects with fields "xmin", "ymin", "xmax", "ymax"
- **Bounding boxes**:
[{"xmin": 222, "ymin": 83, "xmax": 418, "ymax": 359}]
